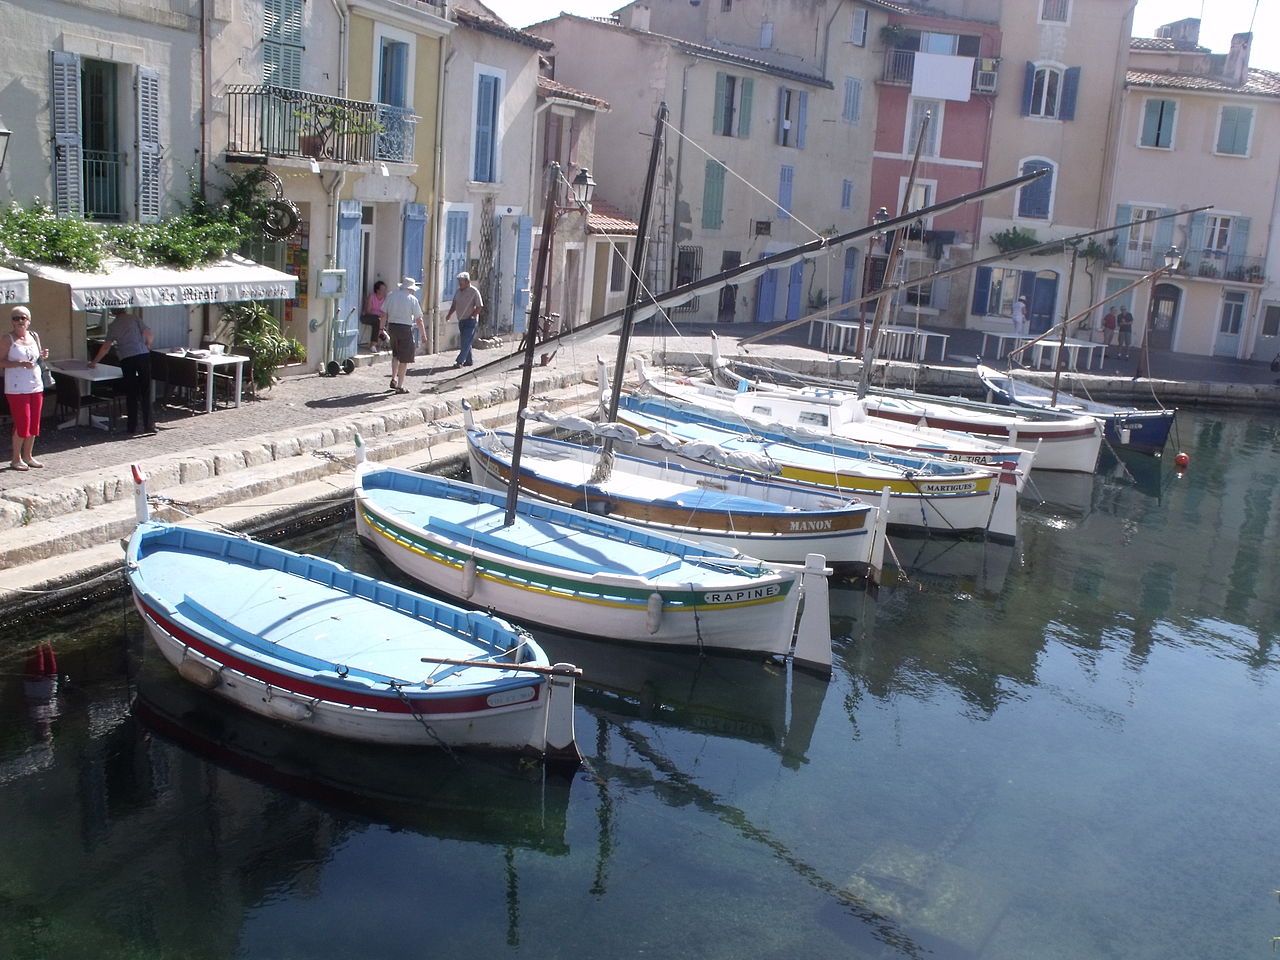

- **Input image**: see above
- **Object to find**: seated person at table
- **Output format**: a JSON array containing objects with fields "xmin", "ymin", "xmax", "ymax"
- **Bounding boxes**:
[{"xmin": 90, "ymin": 309, "xmax": 154, "ymax": 434}]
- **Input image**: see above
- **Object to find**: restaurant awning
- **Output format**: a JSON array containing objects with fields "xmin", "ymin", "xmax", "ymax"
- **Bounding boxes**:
[
  {"xmin": 11, "ymin": 254, "xmax": 297, "ymax": 311},
  {"xmin": 0, "ymin": 266, "xmax": 30, "ymax": 305}
]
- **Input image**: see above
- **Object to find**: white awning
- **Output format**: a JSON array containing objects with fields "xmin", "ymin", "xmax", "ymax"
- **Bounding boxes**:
[
  {"xmin": 12, "ymin": 254, "xmax": 297, "ymax": 311},
  {"xmin": 0, "ymin": 266, "xmax": 29, "ymax": 305}
]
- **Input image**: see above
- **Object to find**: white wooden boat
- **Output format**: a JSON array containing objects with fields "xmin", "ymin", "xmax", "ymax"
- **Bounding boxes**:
[
  {"xmin": 614, "ymin": 394, "xmax": 1020, "ymax": 541},
  {"xmin": 638, "ymin": 355, "xmax": 1035, "ymax": 487},
  {"xmin": 354, "ymin": 451, "xmax": 833, "ymax": 673},
  {"xmin": 975, "ymin": 364, "xmax": 1176, "ymax": 455},
  {"xmin": 126, "ymin": 471, "xmax": 580, "ymax": 760},
  {"xmin": 709, "ymin": 342, "xmax": 1103, "ymax": 473},
  {"xmin": 465, "ymin": 418, "xmax": 887, "ymax": 575}
]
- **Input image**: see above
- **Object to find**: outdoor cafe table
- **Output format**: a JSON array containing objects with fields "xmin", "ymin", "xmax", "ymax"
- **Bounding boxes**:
[
  {"xmin": 46, "ymin": 358, "xmax": 122, "ymax": 430},
  {"xmin": 981, "ymin": 330, "xmax": 1107, "ymax": 370},
  {"xmin": 167, "ymin": 350, "xmax": 251, "ymax": 414},
  {"xmin": 809, "ymin": 318, "xmax": 949, "ymax": 361}
]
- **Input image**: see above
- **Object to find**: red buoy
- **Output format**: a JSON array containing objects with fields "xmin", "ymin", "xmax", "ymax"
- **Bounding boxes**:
[{"xmin": 1174, "ymin": 452, "xmax": 1190, "ymax": 468}]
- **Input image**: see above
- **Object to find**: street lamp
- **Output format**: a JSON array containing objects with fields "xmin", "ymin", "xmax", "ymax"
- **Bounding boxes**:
[
  {"xmin": 0, "ymin": 116, "xmax": 10, "ymax": 173},
  {"xmin": 568, "ymin": 166, "xmax": 596, "ymax": 207}
]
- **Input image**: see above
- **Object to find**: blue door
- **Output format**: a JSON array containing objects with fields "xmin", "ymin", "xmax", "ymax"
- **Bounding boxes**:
[
  {"xmin": 755, "ymin": 268, "xmax": 778, "ymax": 323},
  {"xmin": 1029, "ymin": 273, "xmax": 1058, "ymax": 335}
]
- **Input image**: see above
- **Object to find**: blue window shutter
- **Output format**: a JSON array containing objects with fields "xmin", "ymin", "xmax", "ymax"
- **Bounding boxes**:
[
  {"xmin": 778, "ymin": 164, "xmax": 793, "ymax": 219},
  {"xmin": 50, "ymin": 51, "xmax": 83, "ymax": 218},
  {"xmin": 1018, "ymin": 160, "xmax": 1052, "ymax": 219},
  {"xmin": 776, "ymin": 87, "xmax": 786, "ymax": 145},
  {"xmin": 1060, "ymin": 67, "xmax": 1080, "ymax": 121},
  {"xmin": 1114, "ymin": 204, "xmax": 1132, "ymax": 253},
  {"xmin": 334, "ymin": 201, "xmax": 363, "ymax": 359},
  {"xmin": 1141, "ymin": 100, "xmax": 1160, "ymax": 146},
  {"xmin": 796, "ymin": 91, "xmax": 808, "ymax": 148},
  {"xmin": 380, "ymin": 40, "xmax": 408, "ymax": 107},
  {"xmin": 443, "ymin": 210, "xmax": 469, "ymax": 299},
  {"xmin": 786, "ymin": 262, "xmax": 804, "ymax": 321},
  {"xmin": 1021, "ymin": 61, "xmax": 1035, "ymax": 117},
  {"xmin": 702, "ymin": 160, "xmax": 725, "ymax": 229},
  {"xmin": 474, "ymin": 74, "xmax": 499, "ymax": 182},
  {"xmin": 401, "ymin": 203, "xmax": 428, "ymax": 287},
  {"xmin": 841, "ymin": 179, "xmax": 852, "ymax": 209},
  {"xmin": 1188, "ymin": 211, "xmax": 1207, "ymax": 253},
  {"xmin": 972, "ymin": 266, "xmax": 992, "ymax": 314},
  {"xmin": 135, "ymin": 66, "xmax": 163, "ymax": 223},
  {"xmin": 513, "ymin": 215, "xmax": 533, "ymax": 332},
  {"xmin": 755, "ymin": 268, "xmax": 778, "ymax": 322},
  {"xmin": 739, "ymin": 78, "xmax": 753, "ymax": 137},
  {"xmin": 1154, "ymin": 207, "xmax": 1175, "ymax": 257},
  {"xmin": 1229, "ymin": 216, "xmax": 1250, "ymax": 270},
  {"xmin": 713, "ymin": 72, "xmax": 726, "ymax": 134}
]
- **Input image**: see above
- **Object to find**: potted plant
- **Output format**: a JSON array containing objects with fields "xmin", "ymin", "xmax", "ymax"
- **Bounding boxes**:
[
  {"xmin": 296, "ymin": 103, "xmax": 384, "ymax": 159},
  {"xmin": 222, "ymin": 301, "xmax": 305, "ymax": 391}
]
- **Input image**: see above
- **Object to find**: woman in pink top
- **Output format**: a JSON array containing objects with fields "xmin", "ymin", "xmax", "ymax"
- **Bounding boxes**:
[{"xmin": 361, "ymin": 280, "xmax": 388, "ymax": 350}]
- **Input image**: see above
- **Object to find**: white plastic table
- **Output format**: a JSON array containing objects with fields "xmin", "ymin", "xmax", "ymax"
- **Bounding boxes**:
[
  {"xmin": 170, "ymin": 352, "xmax": 251, "ymax": 414},
  {"xmin": 47, "ymin": 359, "xmax": 122, "ymax": 430}
]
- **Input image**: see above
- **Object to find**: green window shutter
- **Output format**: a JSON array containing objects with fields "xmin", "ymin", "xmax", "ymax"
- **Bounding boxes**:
[
  {"xmin": 702, "ymin": 160, "xmax": 725, "ymax": 229},
  {"xmin": 713, "ymin": 72, "xmax": 726, "ymax": 135},
  {"xmin": 1217, "ymin": 106, "xmax": 1251, "ymax": 155},
  {"xmin": 50, "ymin": 50, "xmax": 83, "ymax": 218},
  {"xmin": 738, "ymin": 78, "xmax": 753, "ymax": 137},
  {"xmin": 136, "ymin": 66, "xmax": 163, "ymax": 223}
]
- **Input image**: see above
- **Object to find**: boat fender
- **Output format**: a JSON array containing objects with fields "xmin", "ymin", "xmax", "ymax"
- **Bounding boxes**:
[
  {"xmin": 645, "ymin": 592, "xmax": 664, "ymax": 634},
  {"xmin": 265, "ymin": 694, "xmax": 313, "ymax": 722},
  {"xmin": 462, "ymin": 558, "xmax": 478, "ymax": 599},
  {"xmin": 177, "ymin": 657, "xmax": 221, "ymax": 690},
  {"xmin": 1119, "ymin": 425, "xmax": 1132, "ymax": 445},
  {"xmin": 1174, "ymin": 451, "xmax": 1189, "ymax": 469}
]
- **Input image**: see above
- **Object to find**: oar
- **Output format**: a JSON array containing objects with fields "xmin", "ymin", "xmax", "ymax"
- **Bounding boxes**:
[{"xmin": 419, "ymin": 656, "xmax": 581, "ymax": 677}]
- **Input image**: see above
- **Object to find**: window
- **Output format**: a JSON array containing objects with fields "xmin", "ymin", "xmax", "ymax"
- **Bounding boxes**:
[
  {"xmin": 675, "ymin": 247, "xmax": 703, "ymax": 312},
  {"xmin": 850, "ymin": 8, "xmax": 868, "ymax": 46},
  {"xmin": 901, "ymin": 180, "xmax": 936, "ymax": 226},
  {"xmin": 1219, "ymin": 291, "xmax": 1246, "ymax": 335},
  {"xmin": 842, "ymin": 77, "xmax": 861, "ymax": 124},
  {"xmin": 1216, "ymin": 105, "xmax": 1253, "ymax": 156},
  {"xmin": 906, "ymin": 98, "xmax": 940, "ymax": 156},
  {"xmin": 722, "ymin": 0, "xmax": 732, "ymax": 9},
  {"xmin": 713, "ymin": 72, "xmax": 753, "ymax": 138},
  {"xmin": 1017, "ymin": 160, "xmax": 1055, "ymax": 219},
  {"xmin": 919, "ymin": 31, "xmax": 958, "ymax": 55},
  {"xmin": 777, "ymin": 87, "xmax": 807, "ymax": 148},
  {"xmin": 1262, "ymin": 304, "xmax": 1280, "ymax": 337},
  {"xmin": 1204, "ymin": 215, "xmax": 1232, "ymax": 253},
  {"xmin": 81, "ymin": 60, "xmax": 121, "ymax": 221},
  {"xmin": 263, "ymin": 0, "xmax": 304, "ymax": 89},
  {"xmin": 473, "ymin": 70, "xmax": 502, "ymax": 182},
  {"xmin": 777, "ymin": 165, "xmax": 794, "ymax": 219},
  {"xmin": 1022, "ymin": 63, "xmax": 1079, "ymax": 120},
  {"xmin": 609, "ymin": 244, "xmax": 629, "ymax": 293},
  {"xmin": 702, "ymin": 160, "xmax": 726, "ymax": 229},
  {"xmin": 1140, "ymin": 98, "xmax": 1176, "ymax": 148},
  {"xmin": 760, "ymin": 21, "xmax": 773, "ymax": 49},
  {"xmin": 1127, "ymin": 206, "xmax": 1160, "ymax": 261},
  {"xmin": 841, "ymin": 179, "xmax": 853, "ymax": 210},
  {"xmin": 1040, "ymin": 0, "xmax": 1070, "ymax": 22},
  {"xmin": 988, "ymin": 267, "xmax": 1024, "ymax": 316}
]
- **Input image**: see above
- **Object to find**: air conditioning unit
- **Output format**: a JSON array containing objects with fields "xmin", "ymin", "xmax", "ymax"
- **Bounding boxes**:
[{"xmin": 974, "ymin": 69, "xmax": 998, "ymax": 93}]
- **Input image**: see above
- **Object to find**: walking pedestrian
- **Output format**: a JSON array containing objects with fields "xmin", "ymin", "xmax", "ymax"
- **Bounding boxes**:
[
  {"xmin": 1012, "ymin": 296, "xmax": 1028, "ymax": 337},
  {"xmin": 382, "ymin": 276, "xmax": 425, "ymax": 394},
  {"xmin": 3, "ymin": 306, "xmax": 49, "ymax": 470},
  {"xmin": 1117, "ymin": 307, "xmax": 1134, "ymax": 359},
  {"xmin": 447, "ymin": 271, "xmax": 483, "ymax": 368},
  {"xmin": 91, "ymin": 308, "xmax": 154, "ymax": 434}
]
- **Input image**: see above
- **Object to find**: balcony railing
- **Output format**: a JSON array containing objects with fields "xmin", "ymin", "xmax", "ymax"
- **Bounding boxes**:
[
  {"xmin": 226, "ymin": 85, "xmax": 418, "ymax": 165},
  {"xmin": 881, "ymin": 50, "xmax": 999, "ymax": 93},
  {"xmin": 1108, "ymin": 247, "xmax": 1266, "ymax": 284},
  {"xmin": 83, "ymin": 149, "xmax": 122, "ymax": 221}
]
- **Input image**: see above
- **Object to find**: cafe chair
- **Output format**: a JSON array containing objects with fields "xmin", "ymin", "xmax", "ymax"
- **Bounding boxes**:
[
  {"xmin": 162, "ymin": 354, "xmax": 203, "ymax": 411},
  {"xmin": 52, "ymin": 372, "xmax": 118, "ymax": 433}
]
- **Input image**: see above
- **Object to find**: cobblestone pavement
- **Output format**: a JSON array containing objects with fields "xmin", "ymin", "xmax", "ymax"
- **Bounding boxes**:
[{"xmin": 3, "ymin": 324, "xmax": 1275, "ymax": 494}]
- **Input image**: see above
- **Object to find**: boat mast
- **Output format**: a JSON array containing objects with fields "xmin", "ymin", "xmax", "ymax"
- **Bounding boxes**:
[
  {"xmin": 504, "ymin": 162, "xmax": 564, "ymax": 527},
  {"xmin": 604, "ymin": 101, "xmax": 668, "ymax": 426},
  {"xmin": 856, "ymin": 109, "xmax": 928, "ymax": 401}
]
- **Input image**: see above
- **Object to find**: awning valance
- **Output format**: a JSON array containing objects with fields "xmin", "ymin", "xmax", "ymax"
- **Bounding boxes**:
[
  {"xmin": 0, "ymin": 266, "xmax": 30, "ymax": 305},
  {"xmin": 11, "ymin": 254, "xmax": 297, "ymax": 311}
]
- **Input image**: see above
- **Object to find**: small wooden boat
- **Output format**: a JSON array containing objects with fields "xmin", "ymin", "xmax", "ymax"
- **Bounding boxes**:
[
  {"xmin": 126, "ymin": 469, "xmax": 580, "ymax": 760},
  {"xmin": 614, "ymin": 394, "xmax": 1020, "ymax": 541},
  {"xmin": 975, "ymin": 364, "xmax": 1176, "ymax": 455},
  {"xmin": 466, "ymin": 423, "xmax": 887, "ymax": 575},
  {"xmin": 709, "ymin": 342, "xmax": 1104, "ymax": 473},
  {"xmin": 354, "ymin": 450, "xmax": 833, "ymax": 674}
]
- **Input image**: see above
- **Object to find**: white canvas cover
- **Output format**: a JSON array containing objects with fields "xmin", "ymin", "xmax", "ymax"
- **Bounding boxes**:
[
  {"xmin": 13, "ymin": 254, "xmax": 297, "ymax": 311},
  {"xmin": 0, "ymin": 266, "xmax": 30, "ymax": 305}
]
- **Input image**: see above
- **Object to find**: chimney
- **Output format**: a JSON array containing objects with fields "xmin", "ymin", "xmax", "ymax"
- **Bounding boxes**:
[
  {"xmin": 1223, "ymin": 32, "xmax": 1252, "ymax": 85},
  {"xmin": 621, "ymin": 3, "xmax": 651, "ymax": 32},
  {"xmin": 1155, "ymin": 18, "xmax": 1201, "ymax": 49}
]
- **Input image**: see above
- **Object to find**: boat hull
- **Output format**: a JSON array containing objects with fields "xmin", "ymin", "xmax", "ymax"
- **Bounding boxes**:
[
  {"xmin": 466, "ymin": 429, "xmax": 884, "ymax": 571},
  {"xmin": 354, "ymin": 465, "xmax": 827, "ymax": 667},
  {"xmin": 127, "ymin": 522, "xmax": 577, "ymax": 759}
]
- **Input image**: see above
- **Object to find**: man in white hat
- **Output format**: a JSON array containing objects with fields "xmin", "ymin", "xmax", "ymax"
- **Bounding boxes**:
[
  {"xmin": 382, "ymin": 276, "xmax": 425, "ymax": 393},
  {"xmin": 445, "ymin": 271, "xmax": 483, "ymax": 368},
  {"xmin": 1012, "ymin": 295, "xmax": 1028, "ymax": 337}
]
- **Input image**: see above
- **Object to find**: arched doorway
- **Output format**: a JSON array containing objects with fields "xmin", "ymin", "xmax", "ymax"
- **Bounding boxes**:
[
  {"xmin": 1028, "ymin": 270, "xmax": 1059, "ymax": 335},
  {"xmin": 1148, "ymin": 282, "xmax": 1181, "ymax": 352}
]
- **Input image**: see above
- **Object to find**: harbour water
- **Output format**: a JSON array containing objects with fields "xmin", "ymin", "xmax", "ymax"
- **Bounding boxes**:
[{"xmin": 2, "ymin": 406, "xmax": 1278, "ymax": 959}]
